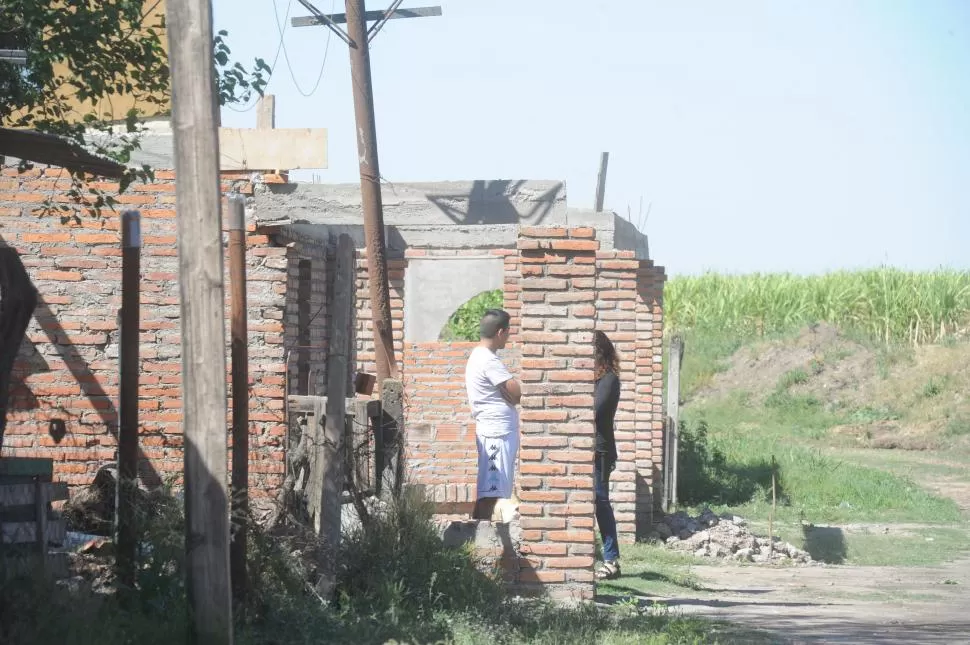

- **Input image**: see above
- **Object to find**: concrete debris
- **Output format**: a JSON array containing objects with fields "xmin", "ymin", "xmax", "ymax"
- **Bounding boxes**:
[
  {"xmin": 340, "ymin": 493, "xmax": 390, "ymax": 535},
  {"xmin": 652, "ymin": 508, "xmax": 817, "ymax": 565}
]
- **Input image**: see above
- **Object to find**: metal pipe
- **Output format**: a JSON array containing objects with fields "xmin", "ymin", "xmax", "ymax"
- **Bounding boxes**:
[{"xmin": 227, "ymin": 195, "xmax": 249, "ymax": 603}]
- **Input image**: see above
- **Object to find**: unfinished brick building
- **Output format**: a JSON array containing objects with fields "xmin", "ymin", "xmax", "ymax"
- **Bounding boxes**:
[{"xmin": 1, "ymin": 163, "xmax": 665, "ymax": 599}]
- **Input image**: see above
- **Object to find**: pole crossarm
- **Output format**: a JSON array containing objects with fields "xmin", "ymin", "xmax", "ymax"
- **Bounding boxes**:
[
  {"xmin": 292, "ymin": 4, "xmax": 441, "ymax": 34},
  {"xmin": 296, "ymin": 0, "xmax": 353, "ymax": 44}
]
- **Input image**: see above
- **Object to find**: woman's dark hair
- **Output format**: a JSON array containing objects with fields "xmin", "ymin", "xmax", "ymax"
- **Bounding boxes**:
[{"xmin": 593, "ymin": 330, "xmax": 620, "ymax": 379}]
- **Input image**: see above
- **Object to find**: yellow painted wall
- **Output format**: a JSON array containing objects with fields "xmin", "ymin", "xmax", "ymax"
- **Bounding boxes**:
[{"xmin": 26, "ymin": 0, "xmax": 170, "ymax": 125}]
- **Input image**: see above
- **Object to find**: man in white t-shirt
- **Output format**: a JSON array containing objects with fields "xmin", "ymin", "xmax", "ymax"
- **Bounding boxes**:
[{"xmin": 465, "ymin": 308, "xmax": 521, "ymax": 520}]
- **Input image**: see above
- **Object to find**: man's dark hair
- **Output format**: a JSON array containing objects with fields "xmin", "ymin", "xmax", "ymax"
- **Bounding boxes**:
[{"xmin": 479, "ymin": 308, "xmax": 511, "ymax": 339}]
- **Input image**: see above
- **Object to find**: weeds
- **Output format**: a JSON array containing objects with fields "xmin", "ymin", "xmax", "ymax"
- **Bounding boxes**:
[{"xmin": 1, "ymin": 485, "xmax": 732, "ymax": 645}]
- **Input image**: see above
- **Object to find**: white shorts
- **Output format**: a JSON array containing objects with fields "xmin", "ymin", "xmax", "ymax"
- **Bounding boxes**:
[{"xmin": 476, "ymin": 431, "xmax": 519, "ymax": 499}]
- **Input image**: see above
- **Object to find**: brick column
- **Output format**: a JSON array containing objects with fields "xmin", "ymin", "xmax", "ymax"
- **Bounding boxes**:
[
  {"xmin": 515, "ymin": 226, "xmax": 597, "ymax": 601},
  {"xmin": 594, "ymin": 250, "xmax": 640, "ymax": 543},
  {"xmin": 635, "ymin": 261, "xmax": 666, "ymax": 535}
]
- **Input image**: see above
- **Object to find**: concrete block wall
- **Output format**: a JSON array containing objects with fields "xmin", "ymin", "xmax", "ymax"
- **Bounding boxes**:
[
  {"xmin": 0, "ymin": 164, "xmax": 290, "ymax": 494},
  {"xmin": 514, "ymin": 226, "xmax": 599, "ymax": 601}
]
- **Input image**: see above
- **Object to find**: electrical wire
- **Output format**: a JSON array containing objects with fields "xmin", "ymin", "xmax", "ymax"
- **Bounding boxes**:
[
  {"xmin": 272, "ymin": 0, "xmax": 336, "ymax": 98},
  {"xmin": 226, "ymin": 0, "xmax": 292, "ymax": 112}
]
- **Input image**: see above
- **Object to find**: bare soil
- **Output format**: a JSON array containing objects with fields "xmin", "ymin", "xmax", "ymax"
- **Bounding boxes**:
[
  {"xmin": 625, "ymin": 460, "xmax": 970, "ymax": 644},
  {"xmin": 650, "ymin": 329, "xmax": 970, "ymax": 642},
  {"xmin": 690, "ymin": 323, "xmax": 876, "ymax": 407}
]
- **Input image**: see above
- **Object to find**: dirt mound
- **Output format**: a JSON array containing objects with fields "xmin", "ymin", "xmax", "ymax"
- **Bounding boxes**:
[{"xmin": 692, "ymin": 323, "xmax": 876, "ymax": 407}]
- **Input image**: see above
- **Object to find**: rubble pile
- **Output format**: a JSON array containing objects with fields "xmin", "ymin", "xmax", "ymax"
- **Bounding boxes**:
[{"xmin": 653, "ymin": 508, "xmax": 816, "ymax": 565}]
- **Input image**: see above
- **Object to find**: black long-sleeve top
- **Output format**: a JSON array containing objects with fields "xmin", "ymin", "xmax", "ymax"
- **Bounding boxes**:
[{"xmin": 594, "ymin": 371, "xmax": 620, "ymax": 460}]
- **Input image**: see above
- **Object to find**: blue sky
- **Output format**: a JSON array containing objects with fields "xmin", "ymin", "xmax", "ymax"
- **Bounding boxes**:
[{"xmin": 215, "ymin": 1, "xmax": 970, "ymax": 276}]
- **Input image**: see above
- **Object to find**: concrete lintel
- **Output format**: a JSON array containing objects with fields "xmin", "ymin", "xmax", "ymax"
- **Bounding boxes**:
[{"xmin": 254, "ymin": 179, "xmax": 568, "ymax": 227}]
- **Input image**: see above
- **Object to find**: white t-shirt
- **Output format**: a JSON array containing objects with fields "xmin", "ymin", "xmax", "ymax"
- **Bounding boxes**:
[{"xmin": 465, "ymin": 346, "xmax": 519, "ymax": 438}]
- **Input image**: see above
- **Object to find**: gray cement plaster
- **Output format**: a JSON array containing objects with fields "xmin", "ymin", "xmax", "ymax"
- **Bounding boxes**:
[{"xmin": 404, "ymin": 257, "xmax": 504, "ymax": 342}]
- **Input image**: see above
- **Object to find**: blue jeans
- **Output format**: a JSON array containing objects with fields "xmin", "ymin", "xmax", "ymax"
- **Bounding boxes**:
[{"xmin": 595, "ymin": 461, "xmax": 619, "ymax": 562}]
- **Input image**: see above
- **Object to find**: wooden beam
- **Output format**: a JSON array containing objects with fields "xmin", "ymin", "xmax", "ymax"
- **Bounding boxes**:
[
  {"xmin": 218, "ymin": 127, "xmax": 327, "ymax": 171},
  {"xmin": 0, "ymin": 482, "xmax": 68, "ymax": 506},
  {"xmin": 292, "ymin": 6, "xmax": 441, "ymax": 27},
  {"xmin": 1, "ymin": 518, "xmax": 65, "ymax": 545},
  {"xmin": 287, "ymin": 395, "xmax": 379, "ymax": 417},
  {"xmin": 166, "ymin": 0, "xmax": 233, "ymax": 641}
]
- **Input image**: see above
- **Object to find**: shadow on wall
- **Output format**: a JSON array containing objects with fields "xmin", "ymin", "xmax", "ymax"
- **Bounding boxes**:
[
  {"xmin": 427, "ymin": 180, "xmax": 560, "ymax": 226},
  {"xmin": 0, "ymin": 235, "xmax": 163, "ymax": 488}
]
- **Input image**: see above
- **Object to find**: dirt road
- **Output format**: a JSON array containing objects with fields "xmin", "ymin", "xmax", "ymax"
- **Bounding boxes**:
[
  {"xmin": 647, "ymin": 456, "xmax": 970, "ymax": 644},
  {"xmin": 666, "ymin": 557, "xmax": 970, "ymax": 644}
]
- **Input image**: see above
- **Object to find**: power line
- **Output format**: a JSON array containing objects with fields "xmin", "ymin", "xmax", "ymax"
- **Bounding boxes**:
[
  {"xmin": 227, "ymin": 0, "xmax": 334, "ymax": 112},
  {"xmin": 227, "ymin": 0, "xmax": 292, "ymax": 112},
  {"xmin": 272, "ymin": 0, "xmax": 335, "ymax": 98}
]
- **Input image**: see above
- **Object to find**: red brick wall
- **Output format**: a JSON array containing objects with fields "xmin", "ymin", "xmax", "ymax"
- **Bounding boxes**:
[
  {"xmin": 354, "ymin": 251, "xmax": 405, "ymax": 379},
  {"xmin": 515, "ymin": 226, "xmax": 599, "ymax": 601},
  {"xmin": 594, "ymin": 250, "xmax": 640, "ymax": 542},
  {"xmin": 636, "ymin": 261, "xmax": 666, "ymax": 529},
  {"xmin": 0, "ymin": 164, "xmax": 290, "ymax": 494},
  {"xmin": 402, "ymin": 342, "xmax": 521, "ymax": 505}
]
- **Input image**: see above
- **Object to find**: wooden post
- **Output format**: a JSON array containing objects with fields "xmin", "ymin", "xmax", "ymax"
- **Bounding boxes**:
[
  {"xmin": 668, "ymin": 335, "xmax": 684, "ymax": 509},
  {"xmin": 116, "ymin": 210, "xmax": 141, "ymax": 587},
  {"xmin": 594, "ymin": 151, "xmax": 609, "ymax": 212},
  {"xmin": 166, "ymin": 0, "xmax": 232, "ymax": 641},
  {"xmin": 228, "ymin": 195, "xmax": 249, "ymax": 605},
  {"xmin": 256, "ymin": 94, "xmax": 275, "ymax": 130},
  {"xmin": 378, "ymin": 378, "xmax": 404, "ymax": 498},
  {"xmin": 33, "ymin": 476, "xmax": 48, "ymax": 571},
  {"xmin": 317, "ymin": 234, "xmax": 354, "ymax": 598}
]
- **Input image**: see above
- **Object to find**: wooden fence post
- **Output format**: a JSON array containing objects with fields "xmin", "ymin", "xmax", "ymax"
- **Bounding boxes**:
[
  {"xmin": 116, "ymin": 210, "xmax": 141, "ymax": 587},
  {"xmin": 166, "ymin": 0, "xmax": 232, "ymax": 640},
  {"xmin": 379, "ymin": 379, "xmax": 404, "ymax": 499},
  {"xmin": 316, "ymin": 234, "xmax": 354, "ymax": 598},
  {"xmin": 667, "ymin": 336, "xmax": 685, "ymax": 510},
  {"xmin": 228, "ymin": 195, "xmax": 249, "ymax": 605}
]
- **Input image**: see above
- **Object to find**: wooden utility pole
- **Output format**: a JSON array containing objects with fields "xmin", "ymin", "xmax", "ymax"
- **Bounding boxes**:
[
  {"xmin": 228, "ymin": 195, "xmax": 249, "ymax": 605},
  {"xmin": 293, "ymin": 1, "xmax": 441, "ymax": 386},
  {"xmin": 594, "ymin": 152, "xmax": 609, "ymax": 212},
  {"xmin": 116, "ymin": 210, "xmax": 141, "ymax": 587},
  {"xmin": 166, "ymin": 0, "xmax": 232, "ymax": 642}
]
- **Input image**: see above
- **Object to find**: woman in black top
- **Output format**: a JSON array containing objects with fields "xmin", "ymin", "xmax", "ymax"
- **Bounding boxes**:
[{"xmin": 593, "ymin": 330, "xmax": 621, "ymax": 580}]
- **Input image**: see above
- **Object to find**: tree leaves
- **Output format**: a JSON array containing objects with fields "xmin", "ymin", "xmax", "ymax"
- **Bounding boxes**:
[{"xmin": 0, "ymin": 0, "xmax": 271, "ymax": 221}]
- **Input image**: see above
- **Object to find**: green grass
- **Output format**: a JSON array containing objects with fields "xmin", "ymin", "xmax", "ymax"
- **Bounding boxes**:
[
  {"xmin": 670, "ymin": 322, "xmax": 966, "ymax": 531},
  {"xmin": 597, "ymin": 543, "xmax": 709, "ymax": 599},
  {"xmin": 680, "ymin": 397, "xmax": 963, "ymax": 525},
  {"xmin": 755, "ymin": 522, "xmax": 969, "ymax": 566},
  {"xmin": 665, "ymin": 268, "xmax": 970, "ymax": 344}
]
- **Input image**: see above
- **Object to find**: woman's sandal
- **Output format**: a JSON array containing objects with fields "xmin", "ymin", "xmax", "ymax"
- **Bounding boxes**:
[{"xmin": 596, "ymin": 560, "xmax": 621, "ymax": 580}]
